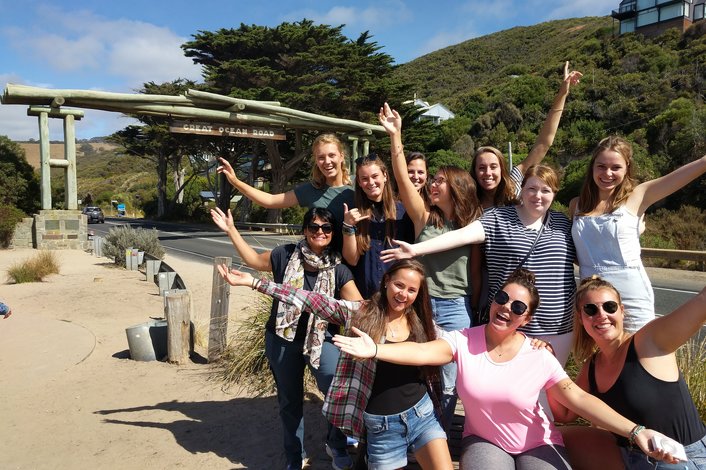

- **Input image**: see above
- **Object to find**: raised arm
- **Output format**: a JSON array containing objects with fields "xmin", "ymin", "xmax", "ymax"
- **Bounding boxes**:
[
  {"xmin": 217, "ymin": 265, "xmax": 360, "ymax": 326},
  {"xmin": 628, "ymin": 154, "xmax": 706, "ymax": 216},
  {"xmin": 211, "ymin": 208, "xmax": 272, "ymax": 271},
  {"xmin": 379, "ymin": 103, "xmax": 428, "ymax": 232},
  {"xmin": 217, "ymin": 157, "xmax": 298, "ymax": 209},
  {"xmin": 637, "ymin": 284, "xmax": 706, "ymax": 355},
  {"xmin": 517, "ymin": 61, "xmax": 582, "ymax": 174},
  {"xmin": 550, "ymin": 378, "xmax": 680, "ymax": 464},
  {"xmin": 333, "ymin": 327, "xmax": 454, "ymax": 365},
  {"xmin": 380, "ymin": 220, "xmax": 486, "ymax": 262}
]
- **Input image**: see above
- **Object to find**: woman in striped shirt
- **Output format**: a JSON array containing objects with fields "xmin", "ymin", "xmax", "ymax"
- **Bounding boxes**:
[{"xmin": 381, "ymin": 165, "xmax": 576, "ymax": 366}]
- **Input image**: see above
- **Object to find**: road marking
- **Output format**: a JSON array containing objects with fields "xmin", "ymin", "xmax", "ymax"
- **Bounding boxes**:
[{"xmin": 653, "ymin": 286, "xmax": 700, "ymax": 295}]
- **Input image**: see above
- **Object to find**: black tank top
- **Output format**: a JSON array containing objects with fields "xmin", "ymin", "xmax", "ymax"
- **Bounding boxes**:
[
  {"xmin": 366, "ymin": 354, "xmax": 426, "ymax": 415},
  {"xmin": 588, "ymin": 338, "xmax": 706, "ymax": 446}
]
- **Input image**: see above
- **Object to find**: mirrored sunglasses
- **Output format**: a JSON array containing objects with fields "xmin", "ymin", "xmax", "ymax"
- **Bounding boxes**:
[
  {"xmin": 493, "ymin": 290, "xmax": 528, "ymax": 315},
  {"xmin": 582, "ymin": 301, "xmax": 619, "ymax": 316},
  {"xmin": 306, "ymin": 223, "xmax": 333, "ymax": 234}
]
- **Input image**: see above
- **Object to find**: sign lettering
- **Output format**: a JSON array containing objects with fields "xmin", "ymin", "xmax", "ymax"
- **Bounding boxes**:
[{"xmin": 169, "ymin": 120, "xmax": 286, "ymax": 140}]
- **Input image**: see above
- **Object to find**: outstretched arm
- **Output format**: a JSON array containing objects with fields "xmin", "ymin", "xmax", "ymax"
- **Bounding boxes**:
[
  {"xmin": 380, "ymin": 220, "xmax": 486, "ymax": 262},
  {"xmin": 379, "ymin": 103, "xmax": 428, "ymax": 232},
  {"xmin": 211, "ymin": 207, "xmax": 272, "ymax": 272},
  {"xmin": 628, "ymin": 154, "xmax": 706, "ymax": 216},
  {"xmin": 217, "ymin": 157, "xmax": 298, "ymax": 209},
  {"xmin": 549, "ymin": 378, "xmax": 680, "ymax": 464},
  {"xmin": 517, "ymin": 61, "xmax": 582, "ymax": 174},
  {"xmin": 217, "ymin": 265, "xmax": 361, "ymax": 326},
  {"xmin": 333, "ymin": 327, "xmax": 454, "ymax": 365}
]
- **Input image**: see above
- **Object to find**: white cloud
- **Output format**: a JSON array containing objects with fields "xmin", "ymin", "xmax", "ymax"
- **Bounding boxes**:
[
  {"xmin": 460, "ymin": 0, "xmax": 515, "ymax": 21},
  {"xmin": 286, "ymin": 1, "xmax": 413, "ymax": 30},
  {"xmin": 544, "ymin": 0, "xmax": 617, "ymax": 19},
  {"xmin": 417, "ymin": 28, "xmax": 479, "ymax": 57}
]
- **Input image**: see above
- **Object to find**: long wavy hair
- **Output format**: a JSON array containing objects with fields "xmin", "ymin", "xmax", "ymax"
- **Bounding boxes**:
[
  {"xmin": 351, "ymin": 259, "xmax": 438, "ymax": 379},
  {"xmin": 576, "ymin": 136, "xmax": 637, "ymax": 215},
  {"xmin": 406, "ymin": 151, "xmax": 431, "ymax": 207},
  {"xmin": 472, "ymin": 146, "xmax": 518, "ymax": 207},
  {"xmin": 310, "ymin": 133, "xmax": 352, "ymax": 188},
  {"xmin": 428, "ymin": 166, "xmax": 482, "ymax": 229},
  {"xmin": 571, "ymin": 276, "xmax": 624, "ymax": 364},
  {"xmin": 353, "ymin": 154, "xmax": 397, "ymax": 255}
]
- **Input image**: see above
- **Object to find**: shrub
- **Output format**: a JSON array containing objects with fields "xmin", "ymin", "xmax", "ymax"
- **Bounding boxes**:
[
  {"xmin": 6, "ymin": 250, "xmax": 60, "ymax": 284},
  {"xmin": 102, "ymin": 226, "xmax": 165, "ymax": 267},
  {"xmin": 0, "ymin": 204, "xmax": 26, "ymax": 248}
]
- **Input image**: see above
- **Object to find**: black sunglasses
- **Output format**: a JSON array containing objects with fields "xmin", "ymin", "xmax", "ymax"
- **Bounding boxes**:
[
  {"xmin": 355, "ymin": 154, "xmax": 378, "ymax": 166},
  {"xmin": 306, "ymin": 223, "xmax": 333, "ymax": 234},
  {"xmin": 582, "ymin": 301, "xmax": 619, "ymax": 316},
  {"xmin": 494, "ymin": 290, "xmax": 528, "ymax": 315}
]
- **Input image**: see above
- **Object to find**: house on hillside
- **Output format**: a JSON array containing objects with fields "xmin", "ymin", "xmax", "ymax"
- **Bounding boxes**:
[
  {"xmin": 405, "ymin": 98, "xmax": 455, "ymax": 125},
  {"xmin": 612, "ymin": 0, "xmax": 706, "ymax": 36}
]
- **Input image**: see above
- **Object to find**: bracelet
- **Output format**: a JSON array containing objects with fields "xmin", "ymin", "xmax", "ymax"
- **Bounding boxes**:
[
  {"xmin": 251, "ymin": 278, "xmax": 262, "ymax": 290},
  {"xmin": 628, "ymin": 424, "xmax": 645, "ymax": 448},
  {"xmin": 373, "ymin": 343, "xmax": 378, "ymax": 359},
  {"xmin": 342, "ymin": 223, "xmax": 357, "ymax": 235}
]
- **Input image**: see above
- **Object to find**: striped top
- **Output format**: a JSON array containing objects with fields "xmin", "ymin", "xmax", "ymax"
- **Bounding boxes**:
[{"xmin": 480, "ymin": 206, "xmax": 575, "ymax": 335}]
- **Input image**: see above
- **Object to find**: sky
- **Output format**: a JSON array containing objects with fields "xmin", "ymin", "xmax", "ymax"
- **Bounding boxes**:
[{"xmin": 0, "ymin": 0, "xmax": 616, "ymax": 141}]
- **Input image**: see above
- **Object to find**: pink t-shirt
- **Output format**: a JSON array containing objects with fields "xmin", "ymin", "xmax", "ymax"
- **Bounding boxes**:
[{"xmin": 442, "ymin": 326, "xmax": 567, "ymax": 454}]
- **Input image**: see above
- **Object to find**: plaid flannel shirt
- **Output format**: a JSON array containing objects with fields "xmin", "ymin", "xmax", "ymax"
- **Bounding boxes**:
[{"xmin": 257, "ymin": 279, "xmax": 443, "ymax": 440}]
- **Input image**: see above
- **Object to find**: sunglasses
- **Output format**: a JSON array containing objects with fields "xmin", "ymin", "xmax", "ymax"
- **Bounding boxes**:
[
  {"xmin": 582, "ymin": 301, "xmax": 619, "ymax": 316},
  {"xmin": 306, "ymin": 223, "xmax": 333, "ymax": 234},
  {"xmin": 355, "ymin": 155, "xmax": 378, "ymax": 166},
  {"xmin": 493, "ymin": 290, "xmax": 528, "ymax": 315}
]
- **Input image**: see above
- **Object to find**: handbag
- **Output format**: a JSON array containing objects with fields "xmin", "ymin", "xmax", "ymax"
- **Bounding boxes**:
[{"xmin": 477, "ymin": 211, "xmax": 550, "ymax": 325}]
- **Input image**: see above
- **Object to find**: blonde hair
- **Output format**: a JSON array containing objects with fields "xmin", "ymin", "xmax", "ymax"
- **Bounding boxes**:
[
  {"xmin": 310, "ymin": 133, "xmax": 351, "ymax": 188},
  {"xmin": 521, "ymin": 164, "xmax": 560, "ymax": 193},
  {"xmin": 571, "ymin": 275, "xmax": 624, "ymax": 364},
  {"xmin": 577, "ymin": 136, "xmax": 636, "ymax": 215}
]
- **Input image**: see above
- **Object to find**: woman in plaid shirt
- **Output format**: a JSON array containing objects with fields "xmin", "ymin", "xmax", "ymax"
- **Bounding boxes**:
[{"xmin": 219, "ymin": 259, "xmax": 453, "ymax": 470}]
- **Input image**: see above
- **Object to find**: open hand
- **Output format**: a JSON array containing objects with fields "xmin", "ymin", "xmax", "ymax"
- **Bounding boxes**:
[
  {"xmin": 562, "ymin": 61, "xmax": 583, "ymax": 91},
  {"xmin": 378, "ymin": 102, "xmax": 402, "ymax": 136},
  {"xmin": 333, "ymin": 327, "xmax": 377, "ymax": 359},
  {"xmin": 216, "ymin": 157, "xmax": 240, "ymax": 186},
  {"xmin": 380, "ymin": 240, "xmax": 417, "ymax": 263},
  {"xmin": 217, "ymin": 264, "xmax": 255, "ymax": 288},
  {"xmin": 211, "ymin": 207, "xmax": 235, "ymax": 233}
]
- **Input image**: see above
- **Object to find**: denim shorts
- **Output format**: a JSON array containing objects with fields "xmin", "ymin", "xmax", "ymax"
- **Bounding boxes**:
[{"xmin": 362, "ymin": 392, "xmax": 447, "ymax": 470}]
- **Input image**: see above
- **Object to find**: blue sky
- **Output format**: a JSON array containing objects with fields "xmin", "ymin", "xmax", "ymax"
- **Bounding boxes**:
[{"xmin": 0, "ymin": 0, "xmax": 616, "ymax": 141}]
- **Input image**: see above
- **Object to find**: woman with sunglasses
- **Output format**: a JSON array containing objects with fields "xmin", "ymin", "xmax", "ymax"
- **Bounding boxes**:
[
  {"xmin": 553, "ymin": 276, "xmax": 706, "ymax": 470},
  {"xmin": 211, "ymin": 206, "xmax": 361, "ymax": 470},
  {"xmin": 342, "ymin": 154, "xmax": 415, "ymax": 298},
  {"xmin": 217, "ymin": 259, "xmax": 453, "ymax": 470},
  {"xmin": 217, "ymin": 133, "xmax": 354, "ymax": 240},
  {"xmin": 569, "ymin": 137, "xmax": 706, "ymax": 332},
  {"xmin": 380, "ymin": 164, "xmax": 576, "ymax": 367},
  {"xmin": 380, "ymin": 103, "xmax": 483, "ymax": 430},
  {"xmin": 334, "ymin": 268, "xmax": 677, "ymax": 470},
  {"xmin": 472, "ymin": 61, "xmax": 582, "ymax": 210}
]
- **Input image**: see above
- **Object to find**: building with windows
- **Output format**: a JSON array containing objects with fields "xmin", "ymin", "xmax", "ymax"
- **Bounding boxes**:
[
  {"xmin": 405, "ymin": 98, "xmax": 456, "ymax": 125},
  {"xmin": 612, "ymin": 0, "xmax": 706, "ymax": 36}
]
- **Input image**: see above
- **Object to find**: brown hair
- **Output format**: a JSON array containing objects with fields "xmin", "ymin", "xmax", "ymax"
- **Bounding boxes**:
[
  {"xmin": 351, "ymin": 259, "xmax": 439, "ymax": 381},
  {"xmin": 310, "ymin": 133, "xmax": 352, "ymax": 188},
  {"xmin": 353, "ymin": 154, "xmax": 397, "ymax": 255},
  {"xmin": 428, "ymin": 166, "xmax": 483, "ymax": 229},
  {"xmin": 571, "ymin": 275, "xmax": 623, "ymax": 364},
  {"xmin": 499, "ymin": 268, "xmax": 540, "ymax": 318},
  {"xmin": 406, "ymin": 151, "xmax": 431, "ymax": 206},
  {"xmin": 521, "ymin": 164, "xmax": 560, "ymax": 194},
  {"xmin": 472, "ymin": 146, "xmax": 518, "ymax": 207},
  {"xmin": 576, "ymin": 136, "xmax": 636, "ymax": 215}
]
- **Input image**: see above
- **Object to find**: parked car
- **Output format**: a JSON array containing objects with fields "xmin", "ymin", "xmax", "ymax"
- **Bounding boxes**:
[{"xmin": 82, "ymin": 206, "xmax": 105, "ymax": 224}]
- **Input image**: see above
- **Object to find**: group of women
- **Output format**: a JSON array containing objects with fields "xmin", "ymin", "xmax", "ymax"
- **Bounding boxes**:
[{"xmin": 212, "ymin": 62, "xmax": 706, "ymax": 470}]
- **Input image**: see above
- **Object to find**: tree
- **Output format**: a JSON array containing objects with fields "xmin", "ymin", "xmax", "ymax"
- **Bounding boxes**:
[
  {"xmin": 182, "ymin": 20, "xmax": 402, "ymax": 221},
  {"xmin": 0, "ymin": 135, "xmax": 40, "ymax": 215}
]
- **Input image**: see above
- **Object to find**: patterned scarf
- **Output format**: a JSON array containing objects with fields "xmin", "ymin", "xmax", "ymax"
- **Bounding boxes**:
[{"xmin": 274, "ymin": 240, "xmax": 340, "ymax": 368}]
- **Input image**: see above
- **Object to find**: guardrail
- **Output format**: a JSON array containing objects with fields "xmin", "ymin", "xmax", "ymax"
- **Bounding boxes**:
[
  {"xmin": 234, "ymin": 221, "xmax": 301, "ymax": 233},
  {"xmin": 642, "ymin": 248, "xmax": 706, "ymax": 270}
]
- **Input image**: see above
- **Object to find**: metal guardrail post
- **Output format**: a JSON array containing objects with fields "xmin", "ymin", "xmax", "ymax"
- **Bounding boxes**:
[
  {"xmin": 146, "ymin": 259, "xmax": 161, "ymax": 282},
  {"xmin": 158, "ymin": 271, "xmax": 177, "ymax": 296}
]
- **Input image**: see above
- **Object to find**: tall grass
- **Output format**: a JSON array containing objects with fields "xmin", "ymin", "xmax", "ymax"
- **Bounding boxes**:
[
  {"xmin": 677, "ymin": 337, "xmax": 706, "ymax": 421},
  {"xmin": 7, "ymin": 250, "xmax": 60, "ymax": 283}
]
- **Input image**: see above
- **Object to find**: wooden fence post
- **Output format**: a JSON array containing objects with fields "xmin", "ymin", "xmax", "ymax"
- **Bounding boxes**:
[
  {"xmin": 209, "ymin": 256, "xmax": 232, "ymax": 362},
  {"xmin": 165, "ymin": 289, "xmax": 191, "ymax": 364}
]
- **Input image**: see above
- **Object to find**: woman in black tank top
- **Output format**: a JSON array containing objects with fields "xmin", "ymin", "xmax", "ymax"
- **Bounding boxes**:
[{"xmin": 553, "ymin": 276, "xmax": 706, "ymax": 469}]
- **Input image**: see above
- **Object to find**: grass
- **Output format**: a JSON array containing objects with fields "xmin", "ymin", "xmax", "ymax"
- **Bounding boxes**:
[
  {"xmin": 677, "ymin": 337, "xmax": 706, "ymax": 421},
  {"xmin": 6, "ymin": 251, "xmax": 60, "ymax": 283}
]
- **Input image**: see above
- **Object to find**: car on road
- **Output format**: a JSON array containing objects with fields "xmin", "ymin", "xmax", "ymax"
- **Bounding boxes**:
[{"xmin": 82, "ymin": 206, "xmax": 105, "ymax": 224}]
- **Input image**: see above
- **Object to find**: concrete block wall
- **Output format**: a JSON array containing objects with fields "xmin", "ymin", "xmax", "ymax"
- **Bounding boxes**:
[
  {"xmin": 33, "ymin": 210, "xmax": 91, "ymax": 250},
  {"xmin": 10, "ymin": 217, "xmax": 36, "ymax": 249}
]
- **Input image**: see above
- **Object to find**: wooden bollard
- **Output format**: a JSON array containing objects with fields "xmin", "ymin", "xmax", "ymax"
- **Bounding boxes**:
[
  {"xmin": 165, "ymin": 289, "xmax": 191, "ymax": 364},
  {"xmin": 208, "ymin": 256, "xmax": 231, "ymax": 363}
]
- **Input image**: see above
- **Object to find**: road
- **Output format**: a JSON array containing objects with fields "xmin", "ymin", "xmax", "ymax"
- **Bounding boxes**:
[{"xmin": 88, "ymin": 217, "xmax": 706, "ymax": 320}]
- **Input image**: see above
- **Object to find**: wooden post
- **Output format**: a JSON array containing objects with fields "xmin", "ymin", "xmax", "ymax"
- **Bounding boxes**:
[
  {"xmin": 208, "ymin": 256, "xmax": 231, "ymax": 362},
  {"xmin": 165, "ymin": 290, "xmax": 191, "ymax": 364}
]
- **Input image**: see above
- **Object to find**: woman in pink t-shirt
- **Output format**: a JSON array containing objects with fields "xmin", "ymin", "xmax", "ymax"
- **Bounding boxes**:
[{"xmin": 334, "ymin": 269, "xmax": 679, "ymax": 469}]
